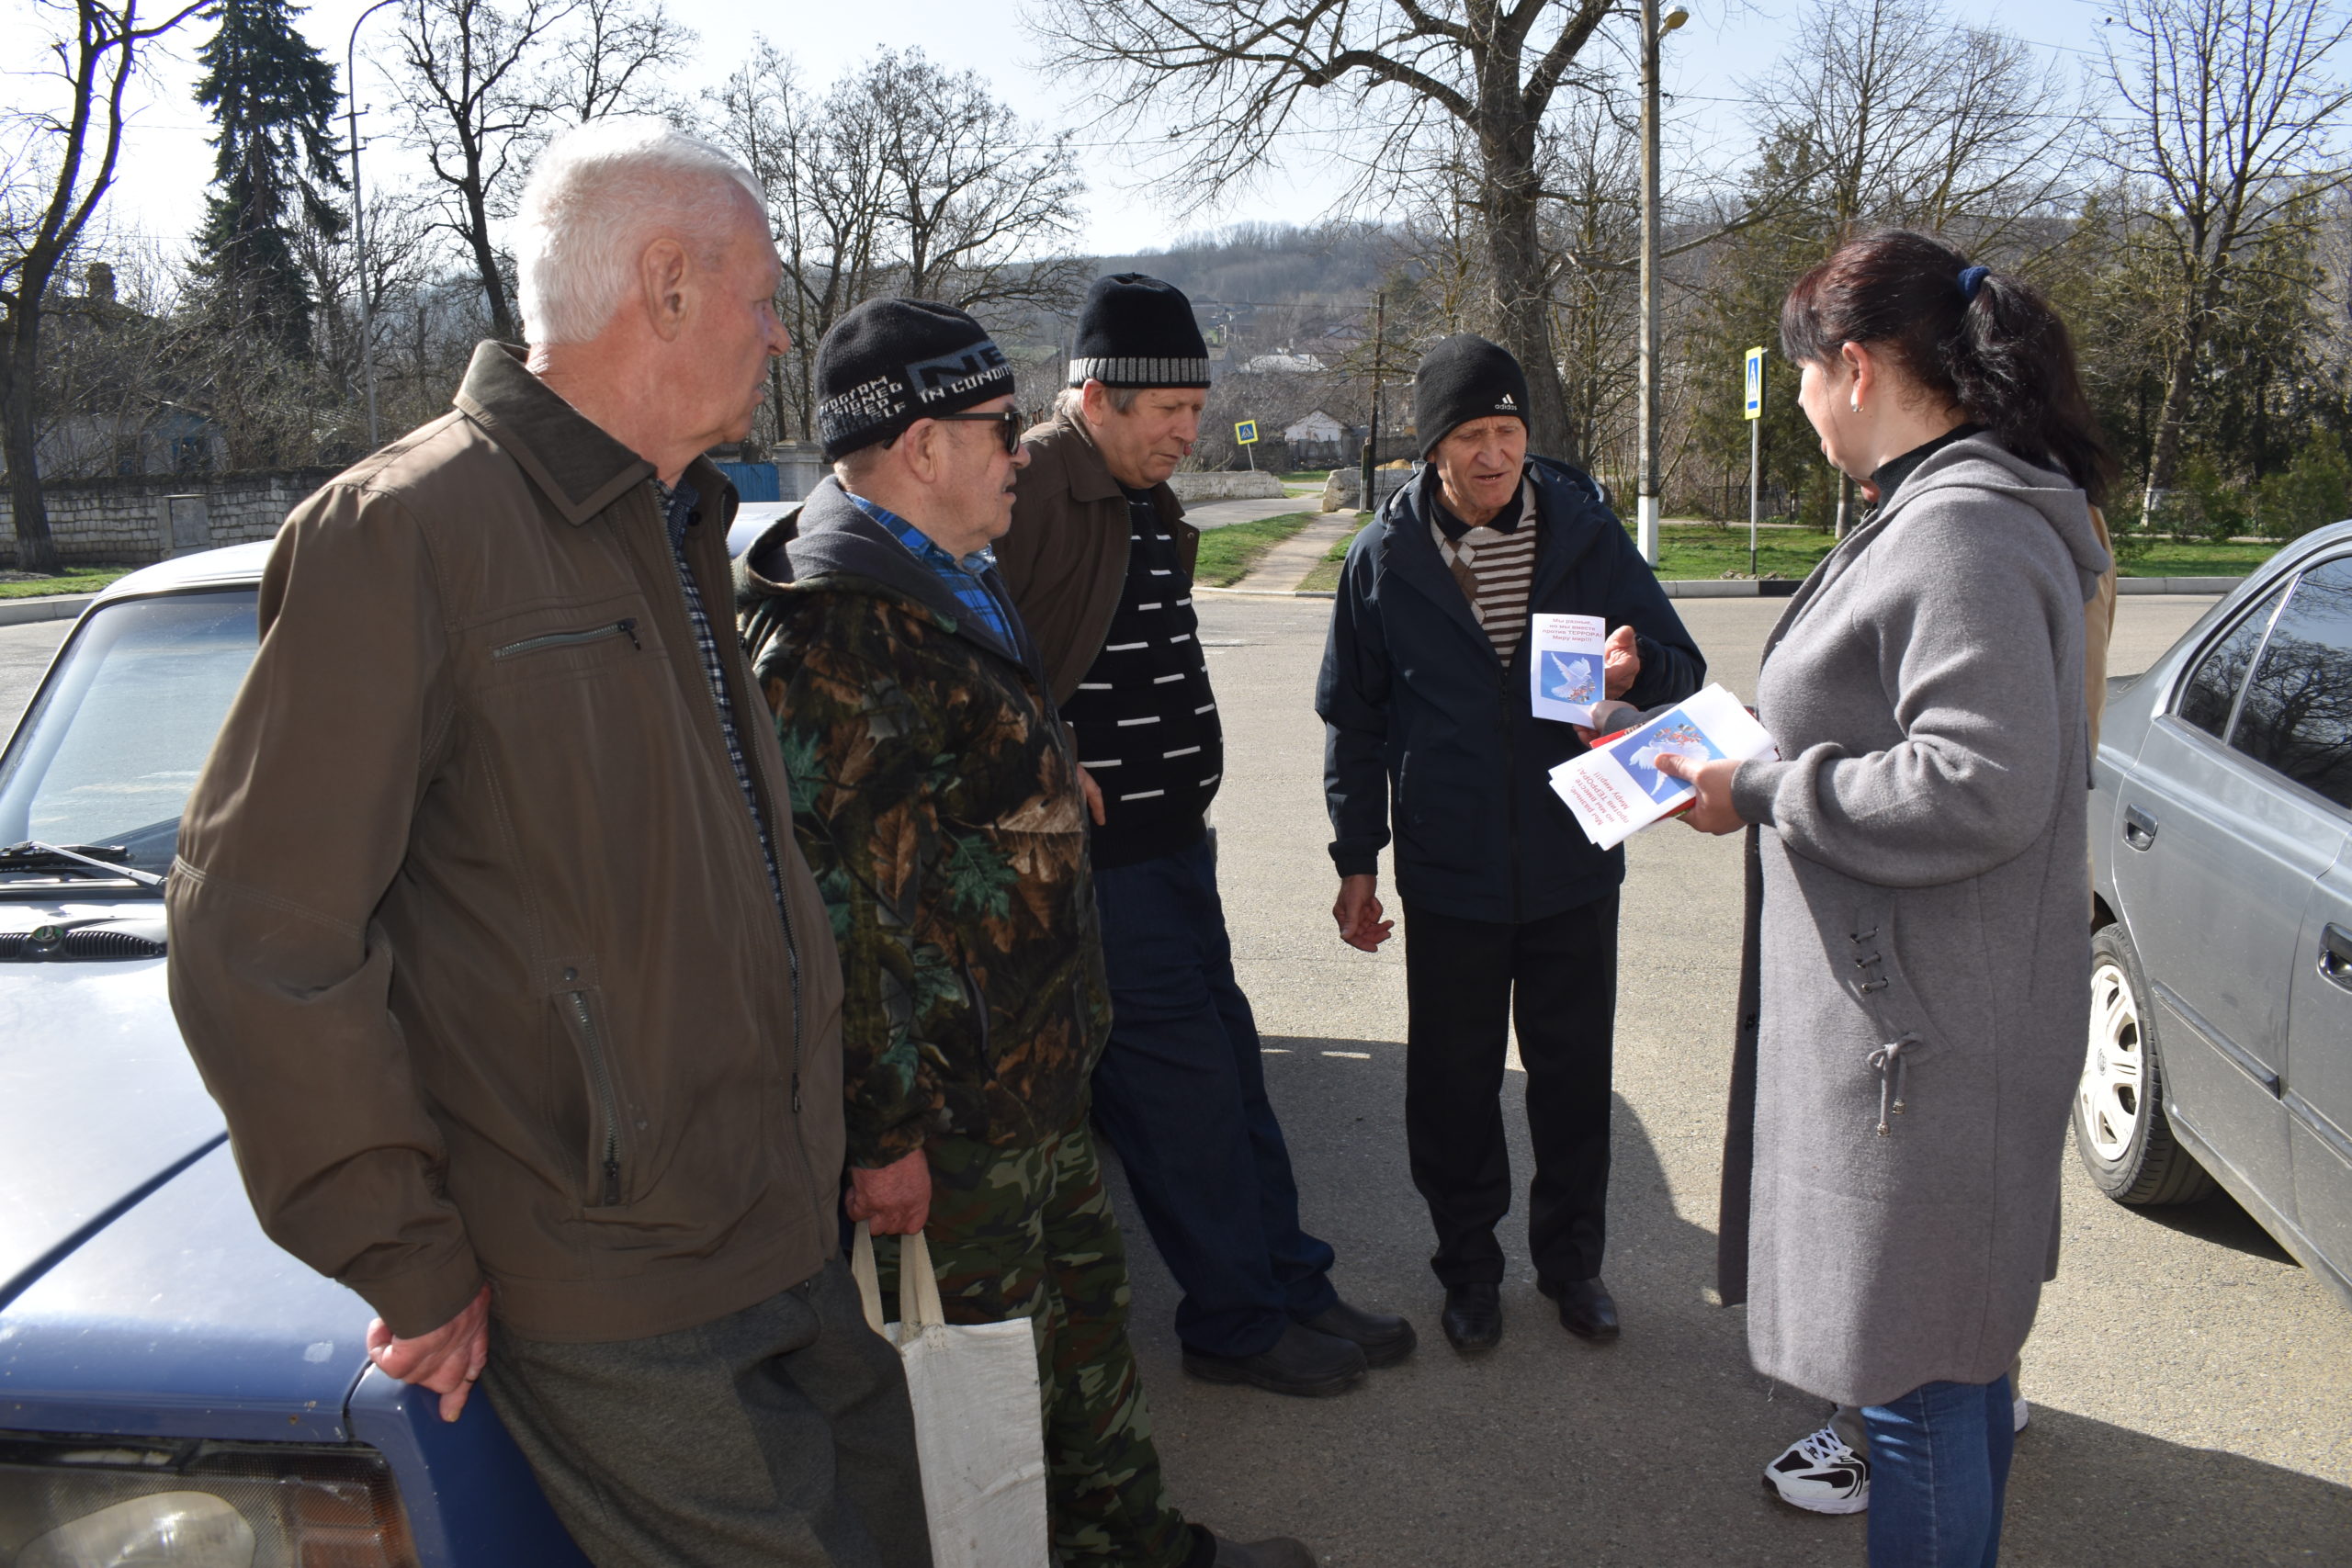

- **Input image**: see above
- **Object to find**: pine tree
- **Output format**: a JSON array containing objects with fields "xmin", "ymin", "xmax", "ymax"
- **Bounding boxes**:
[{"xmin": 193, "ymin": 0, "xmax": 345, "ymax": 357}]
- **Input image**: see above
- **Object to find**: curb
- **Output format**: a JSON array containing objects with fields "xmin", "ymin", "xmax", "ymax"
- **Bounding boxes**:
[
  {"xmin": 1197, "ymin": 586, "xmax": 1335, "ymax": 599},
  {"xmin": 1203, "ymin": 577, "xmax": 2245, "ymax": 604},
  {"xmin": 2114, "ymin": 576, "xmax": 2243, "ymax": 595},
  {"xmin": 0, "ymin": 594, "xmax": 94, "ymax": 627},
  {"xmin": 1658, "ymin": 576, "xmax": 2243, "ymax": 599}
]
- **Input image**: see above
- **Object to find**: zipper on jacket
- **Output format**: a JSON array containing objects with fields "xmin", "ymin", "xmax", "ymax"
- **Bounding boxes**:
[
  {"xmin": 961, "ymin": 960, "xmax": 992, "ymax": 1065},
  {"xmin": 492, "ymin": 618, "xmax": 641, "ymax": 661},
  {"xmin": 1499, "ymin": 659, "xmax": 1522, "ymax": 923},
  {"xmin": 659, "ymin": 499, "xmax": 808, "ymax": 1134},
  {"xmin": 568, "ymin": 985, "xmax": 626, "ymax": 1204}
]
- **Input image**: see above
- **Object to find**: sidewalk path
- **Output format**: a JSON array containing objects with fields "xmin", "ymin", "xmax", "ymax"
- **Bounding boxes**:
[
  {"xmin": 1184, "ymin": 494, "xmax": 1321, "ymax": 531},
  {"xmin": 1214, "ymin": 513, "xmax": 1359, "ymax": 593}
]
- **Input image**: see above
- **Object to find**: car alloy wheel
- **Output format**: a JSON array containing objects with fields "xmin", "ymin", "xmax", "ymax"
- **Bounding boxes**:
[
  {"xmin": 2072, "ymin": 921, "xmax": 2215, "ymax": 1205},
  {"xmin": 2078, "ymin": 959, "xmax": 2145, "ymax": 1163}
]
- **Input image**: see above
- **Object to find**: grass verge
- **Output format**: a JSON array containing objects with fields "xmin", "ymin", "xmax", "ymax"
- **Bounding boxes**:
[
  {"xmin": 1650, "ymin": 524, "xmax": 2277, "ymax": 581},
  {"xmin": 1192, "ymin": 512, "xmax": 1319, "ymax": 587},
  {"xmin": 0, "ymin": 566, "xmax": 135, "ymax": 599},
  {"xmin": 1295, "ymin": 519, "xmax": 1370, "ymax": 594}
]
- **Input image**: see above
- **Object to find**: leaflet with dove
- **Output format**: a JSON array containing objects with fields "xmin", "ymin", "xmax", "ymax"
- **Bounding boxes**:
[
  {"xmin": 1529, "ymin": 612, "xmax": 1608, "ymax": 725},
  {"xmin": 1546, "ymin": 683, "xmax": 1776, "ymax": 851}
]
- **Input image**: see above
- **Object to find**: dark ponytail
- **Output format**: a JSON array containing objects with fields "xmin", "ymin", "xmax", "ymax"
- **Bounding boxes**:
[{"xmin": 1780, "ymin": 230, "xmax": 2115, "ymax": 506}]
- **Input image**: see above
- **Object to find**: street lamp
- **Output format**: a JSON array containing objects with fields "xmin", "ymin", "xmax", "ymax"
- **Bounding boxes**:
[
  {"xmin": 1636, "ymin": 2, "xmax": 1689, "ymax": 566},
  {"xmin": 347, "ymin": 0, "xmax": 401, "ymax": 448}
]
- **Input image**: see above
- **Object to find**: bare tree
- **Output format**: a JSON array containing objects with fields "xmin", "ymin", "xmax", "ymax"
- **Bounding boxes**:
[
  {"xmin": 536, "ymin": 0, "xmax": 691, "ymax": 124},
  {"xmin": 707, "ymin": 42, "xmax": 1085, "ymax": 444},
  {"xmin": 1034, "ymin": 0, "xmax": 1621, "ymax": 460},
  {"xmin": 865, "ymin": 51, "xmax": 1088, "ymax": 310},
  {"xmin": 390, "ymin": 0, "xmax": 684, "ymax": 343},
  {"xmin": 1751, "ymin": 0, "xmax": 2081, "ymax": 244},
  {"xmin": 2104, "ymin": 0, "xmax": 2352, "ymax": 517},
  {"xmin": 0, "ymin": 0, "xmax": 207, "ymax": 570},
  {"xmin": 391, "ymin": 0, "xmax": 572, "ymax": 341}
]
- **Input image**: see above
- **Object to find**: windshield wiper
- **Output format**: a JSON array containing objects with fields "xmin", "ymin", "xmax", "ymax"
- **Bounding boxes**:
[{"xmin": 0, "ymin": 841, "xmax": 165, "ymax": 888}]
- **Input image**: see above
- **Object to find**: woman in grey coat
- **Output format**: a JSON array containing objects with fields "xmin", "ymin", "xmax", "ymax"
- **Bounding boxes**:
[{"xmin": 1644, "ymin": 231, "xmax": 2115, "ymax": 1567}]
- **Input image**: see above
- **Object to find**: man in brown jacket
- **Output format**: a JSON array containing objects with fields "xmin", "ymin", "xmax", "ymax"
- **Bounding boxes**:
[
  {"xmin": 165, "ymin": 119, "xmax": 928, "ymax": 1568},
  {"xmin": 995, "ymin": 274, "xmax": 1412, "ymax": 1399}
]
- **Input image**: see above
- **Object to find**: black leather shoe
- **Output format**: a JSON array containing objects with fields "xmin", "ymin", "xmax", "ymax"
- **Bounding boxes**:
[
  {"xmin": 1182, "ymin": 1321, "xmax": 1366, "ymax": 1396},
  {"xmin": 1440, "ymin": 1281, "xmax": 1501, "ymax": 1350},
  {"xmin": 1295, "ymin": 1298, "xmax": 1417, "ymax": 1367},
  {"xmin": 1202, "ymin": 1529, "xmax": 1316, "ymax": 1568},
  {"xmin": 1540, "ymin": 1275, "xmax": 1621, "ymax": 1341}
]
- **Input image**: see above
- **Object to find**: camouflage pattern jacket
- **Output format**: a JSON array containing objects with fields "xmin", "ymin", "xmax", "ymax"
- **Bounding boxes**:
[{"xmin": 738, "ymin": 479, "xmax": 1113, "ymax": 1168}]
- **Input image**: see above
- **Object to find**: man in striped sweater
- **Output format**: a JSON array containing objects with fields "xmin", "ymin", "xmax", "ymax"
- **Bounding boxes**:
[{"xmin": 997, "ymin": 274, "xmax": 1414, "ymax": 1401}]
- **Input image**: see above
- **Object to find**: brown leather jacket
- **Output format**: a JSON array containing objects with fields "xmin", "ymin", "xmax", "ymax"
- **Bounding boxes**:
[
  {"xmin": 995, "ymin": 408, "xmax": 1197, "ymax": 705},
  {"xmin": 167, "ymin": 344, "xmax": 845, "ymax": 1344}
]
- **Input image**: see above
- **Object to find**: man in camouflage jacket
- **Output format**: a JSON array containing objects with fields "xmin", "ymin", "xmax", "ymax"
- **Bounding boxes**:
[{"xmin": 738, "ymin": 298, "xmax": 1314, "ymax": 1568}]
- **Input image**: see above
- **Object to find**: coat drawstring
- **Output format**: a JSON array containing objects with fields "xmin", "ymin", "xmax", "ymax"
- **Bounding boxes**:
[{"xmin": 1869, "ymin": 1035, "xmax": 1920, "ymax": 1136}]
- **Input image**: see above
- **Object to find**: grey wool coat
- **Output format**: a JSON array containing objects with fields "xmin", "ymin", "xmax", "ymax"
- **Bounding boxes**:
[{"xmin": 1714, "ymin": 434, "xmax": 2111, "ymax": 1409}]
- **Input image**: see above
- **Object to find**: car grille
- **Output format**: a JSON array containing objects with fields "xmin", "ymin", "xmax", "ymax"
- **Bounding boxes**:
[{"xmin": 0, "ymin": 928, "xmax": 166, "ymax": 961}]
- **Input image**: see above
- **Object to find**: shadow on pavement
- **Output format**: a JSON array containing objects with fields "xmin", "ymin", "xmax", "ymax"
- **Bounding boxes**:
[
  {"xmin": 1094, "ymin": 1035, "xmax": 2352, "ymax": 1566},
  {"xmin": 2122, "ymin": 1187, "xmax": 2299, "ymax": 1268}
]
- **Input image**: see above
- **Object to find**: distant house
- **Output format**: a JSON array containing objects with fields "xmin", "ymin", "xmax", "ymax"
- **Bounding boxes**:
[
  {"xmin": 1241, "ymin": 350, "xmax": 1327, "ymax": 374},
  {"xmin": 1283, "ymin": 409, "xmax": 1347, "ymax": 445}
]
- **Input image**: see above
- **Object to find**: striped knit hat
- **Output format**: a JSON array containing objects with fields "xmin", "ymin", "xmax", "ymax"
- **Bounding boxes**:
[{"xmin": 1067, "ymin": 273, "xmax": 1212, "ymax": 389}]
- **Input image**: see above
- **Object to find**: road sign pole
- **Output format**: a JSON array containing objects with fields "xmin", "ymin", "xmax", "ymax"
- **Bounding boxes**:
[
  {"xmin": 1743, "ymin": 346, "xmax": 1765, "ymax": 579},
  {"xmin": 1748, "ymin": 413, "xmax": 1760, "ymax": 579}
]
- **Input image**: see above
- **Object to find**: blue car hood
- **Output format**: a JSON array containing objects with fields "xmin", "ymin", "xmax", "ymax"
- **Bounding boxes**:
[
  {"xmin": 0, "ymin": 942, "xmax": 223, "ymax": 1303},
  {"xmin": 0, "ymin": 939, "xmax": 373, "ymax": 1440}
]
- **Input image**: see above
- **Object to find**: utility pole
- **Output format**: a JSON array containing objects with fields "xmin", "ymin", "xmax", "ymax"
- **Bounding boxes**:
[
  {"xmin": 347, "ymin": 0, "xmax": 401, "ymax": 449},
  {"xmin": 1636, "ymin": 3, "xmax": 1689, "ymax": 565},
  {"xmin": 1360, "ymin": 289, "xmax": 1385, "ymax": 515}
]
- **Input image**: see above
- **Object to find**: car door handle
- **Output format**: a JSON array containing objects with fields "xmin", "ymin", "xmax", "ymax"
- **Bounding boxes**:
[
  {"xmin": 2122, "ymin": 806, "xmax": 2158, "ymax": 851},
  {"xmin": 2322, "ymin": 924, "xmax": 2352, "ymax": 993}
]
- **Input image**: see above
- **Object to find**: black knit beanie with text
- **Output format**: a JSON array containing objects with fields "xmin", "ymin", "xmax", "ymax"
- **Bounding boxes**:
[{"xmin": 816, "ymin": 298, "xmax": 1015, "ymax": 460}]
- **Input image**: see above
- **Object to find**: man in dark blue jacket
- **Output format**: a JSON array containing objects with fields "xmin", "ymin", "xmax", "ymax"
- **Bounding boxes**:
[{"xmin": 1316, "ymin": 334, "xmax": 1704, "ymax": 1351}]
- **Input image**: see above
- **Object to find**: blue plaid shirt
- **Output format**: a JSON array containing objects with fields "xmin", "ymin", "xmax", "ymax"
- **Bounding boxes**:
[{"xmin": 845, "ymin": 491, "xmax": 1016, "ymax": 649}]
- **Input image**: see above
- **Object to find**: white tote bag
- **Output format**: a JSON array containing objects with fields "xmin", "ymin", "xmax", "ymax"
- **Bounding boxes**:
[{"xmin": 851, "ymin": 1223, "xmax": 1052, "ymax": 1568}]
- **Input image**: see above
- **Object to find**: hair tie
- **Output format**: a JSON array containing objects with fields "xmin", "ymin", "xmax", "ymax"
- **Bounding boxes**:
[{"xmin": 1957, "ymin": 265, "xmax": 1990, "ymax": 302}]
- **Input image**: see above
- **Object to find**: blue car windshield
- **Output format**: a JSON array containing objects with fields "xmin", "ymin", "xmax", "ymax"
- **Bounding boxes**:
[{"xmin": 0, "ymin": 589, "xmax": 260, "ymax": 876}]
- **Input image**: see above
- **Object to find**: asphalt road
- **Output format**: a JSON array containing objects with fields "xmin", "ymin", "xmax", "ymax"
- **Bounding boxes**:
[{"xmin": 4, "ymin": 592, "xmax": 2346, "ymax": 1566}]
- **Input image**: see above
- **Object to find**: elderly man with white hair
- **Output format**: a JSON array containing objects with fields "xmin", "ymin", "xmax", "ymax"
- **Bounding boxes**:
[{"xmin": 165, "ymin": 119, "xmax": 932, "ymax": 1567}]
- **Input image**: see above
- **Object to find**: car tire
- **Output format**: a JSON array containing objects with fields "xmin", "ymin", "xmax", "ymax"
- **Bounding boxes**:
[{"xmin": 2074, "ymin": 921, "xmax": 2216, "ymax": 1206}]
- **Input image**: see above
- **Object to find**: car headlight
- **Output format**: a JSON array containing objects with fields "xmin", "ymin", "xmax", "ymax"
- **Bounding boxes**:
[
  {"xmin": 0, "ymin": 1435, "xmax": 415, "ymax": 1568},
  {"xmin": 17, "ymin": 1490, "xmax": 254, "ymax": 1566}
]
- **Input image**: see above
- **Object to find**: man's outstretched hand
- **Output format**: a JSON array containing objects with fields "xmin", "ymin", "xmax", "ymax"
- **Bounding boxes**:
[
  {"xmin": 1602, "ymin": 625, "xmax": 1642, "ymax": 698},
  {"xmin": 368, "ymin": 1283, "xmax": 491, "ymax": 1423}
]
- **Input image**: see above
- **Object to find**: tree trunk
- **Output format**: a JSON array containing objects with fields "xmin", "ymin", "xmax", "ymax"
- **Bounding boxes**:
[
  {"xmin": 2141, "ymin": 320, "xmax": 2204, "ymax": 527},
  {"xmin": 463, "ymin": 177, "xmax": 516, "ymax": 343},
  {"xmin": 1480, "ymin": 159, "xmax": 1571, "ymax": 463},
  {"xmin": 0, "ymin": 314, "xmax": 61, "ymax": 575}
]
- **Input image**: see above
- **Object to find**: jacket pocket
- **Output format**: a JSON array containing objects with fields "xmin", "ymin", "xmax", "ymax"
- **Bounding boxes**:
[
  {"xmin": 492, "ymin": 618, "xmax": 641, "ymax": 662},
  {"xmin": 558, "ymin": 984, "xmax": 632, "ymax": 1206}
]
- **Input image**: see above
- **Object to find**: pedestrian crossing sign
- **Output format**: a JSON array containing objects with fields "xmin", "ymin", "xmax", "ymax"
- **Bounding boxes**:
[
  {"xmin": 1235, "ymin": 420, "xmax": 1259, "ymax": 445},
  {"xmin": 1744, "ymin": 348, "xmax": 1764, "ymax": 421}
]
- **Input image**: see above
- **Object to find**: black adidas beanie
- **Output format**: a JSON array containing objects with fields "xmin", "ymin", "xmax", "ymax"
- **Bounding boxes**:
[
  {"xmin": 1068, "ymin": 273, "xmax": 1212, "ymax": 389},
  {"xmin": 1413, "ymin": 333, "xmax": 1530, "ymax": 456},
  {"xmin": 815, "ymin": 298, "xmax": 1016, "ymax": 461}
]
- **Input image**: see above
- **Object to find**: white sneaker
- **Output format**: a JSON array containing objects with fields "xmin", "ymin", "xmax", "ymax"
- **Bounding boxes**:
[
  {"xmin": 2013, "ymin": 1394, "xmax": 2030, "ymax": 1433},
  {"xmin": 1763, "ymin": 1425, "xmax": 1870, "ymax": 1515}
]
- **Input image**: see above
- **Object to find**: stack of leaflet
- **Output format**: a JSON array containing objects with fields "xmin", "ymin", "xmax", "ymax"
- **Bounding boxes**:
[{"xmin": 1546, "ymin": 683, "xmax": 1777, "ymax": 851}]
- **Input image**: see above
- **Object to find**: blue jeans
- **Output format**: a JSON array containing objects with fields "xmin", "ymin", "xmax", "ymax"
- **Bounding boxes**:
[
  {"xmin": 1861, "ymin": 1375, "xmax": 2015, "ymax": 1568},
  {"xmin": 1090, "ymin": 837, "xmax": 1338, "ymax": 1358}
]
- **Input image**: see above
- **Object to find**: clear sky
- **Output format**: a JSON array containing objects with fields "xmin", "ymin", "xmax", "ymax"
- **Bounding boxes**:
[{"xmin": 10, "ymin": 0, "xmax": 2120, "ymax": 269}]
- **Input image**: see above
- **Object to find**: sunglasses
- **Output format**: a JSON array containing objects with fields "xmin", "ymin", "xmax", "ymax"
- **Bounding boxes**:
[{"xmin": 933, "ymin": 409, "xmax": 1023, "ymax": 454}]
